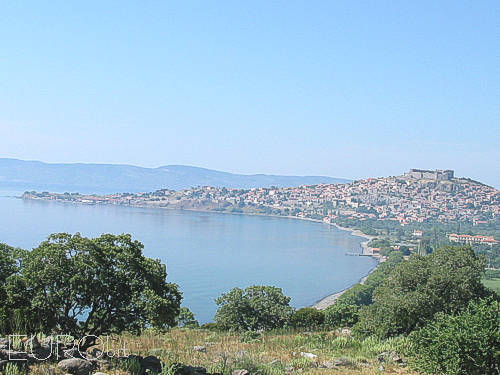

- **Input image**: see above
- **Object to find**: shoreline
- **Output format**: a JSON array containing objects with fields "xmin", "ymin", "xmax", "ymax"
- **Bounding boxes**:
[
  {"xmin": 311, "ymin": 224, "xmax": 379, "ymax": 309},
  {"xmin": 19, "ymin": 195, "xmax": 380, "ymax": 310}
]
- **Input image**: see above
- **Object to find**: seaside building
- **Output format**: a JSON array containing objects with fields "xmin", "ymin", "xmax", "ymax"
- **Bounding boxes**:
[{"xmin": 448, "ymin": 233, "xmax": 498, "ymax": 246}]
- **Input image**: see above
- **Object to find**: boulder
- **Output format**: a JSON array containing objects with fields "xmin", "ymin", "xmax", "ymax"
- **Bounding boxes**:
[
  {"xmin": 140, "ymin": 355, "xmax": 162, "ymax": 373},
  {"xmin": 28, "ymin": 346, "xmax": 52, "ymax": 362},
  {"xmin": 63, "ymin": 348, "xmax": 85, "ymax": 359},
  {"xmin": 0, "ymin": 349, "xmax": 29, "ymax": 361},
  {"xmin": 88, "ymin": 348, "xmax": 103, "ymax": 359},
  {"xmin": 177, "ymin": 365, "xmax": 208, "ymax": 375},
  {"xmin": 377, "ymin": 351, "xmax": 405, "ymax": 364},
  {"xmin": 57, "ymin": 358, "xmax": 94, "ymax": 375}
]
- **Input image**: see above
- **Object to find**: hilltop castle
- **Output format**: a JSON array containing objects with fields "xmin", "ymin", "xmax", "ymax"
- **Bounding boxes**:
[{"xmin": 405, "ymin": 169, "xmax": 454, "ymax": 181}]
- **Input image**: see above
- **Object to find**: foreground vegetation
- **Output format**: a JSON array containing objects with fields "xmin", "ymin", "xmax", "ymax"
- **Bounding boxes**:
[
  {"xmin": 1, "ymin": 234, "xmax": 499, "ymax": 375},
  {"xmin": 8, "ymin": 329, "xmax": 416, "ymax": 375}
]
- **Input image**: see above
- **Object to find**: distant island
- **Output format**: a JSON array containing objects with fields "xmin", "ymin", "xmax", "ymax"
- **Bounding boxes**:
[{"xmin": 0, "ymin": 158, "xmax": 350, "ymax": 193}]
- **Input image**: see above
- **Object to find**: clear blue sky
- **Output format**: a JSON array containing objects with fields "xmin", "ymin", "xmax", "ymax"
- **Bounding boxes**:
[{"xmin": 1, "ymin": 1, "xmax": 499, "ymax": 186}]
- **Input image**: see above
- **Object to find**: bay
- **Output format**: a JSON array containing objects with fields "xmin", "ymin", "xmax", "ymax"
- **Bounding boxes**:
[{"xmin": 0, "ymin": 192, "xmax": 377, "ymax": 323}]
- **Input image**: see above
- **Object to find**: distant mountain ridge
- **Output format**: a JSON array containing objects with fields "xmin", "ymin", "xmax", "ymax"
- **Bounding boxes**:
[{"xmin": 0, "ymin": 158, "xmax": 350, "ymax": 193}]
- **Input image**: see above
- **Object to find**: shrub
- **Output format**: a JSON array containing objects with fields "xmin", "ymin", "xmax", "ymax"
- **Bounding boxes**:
[
  {"xmin": 199, "ymin": 322, "xmax": 223, "ymax": 331},
  {"xmin": 214, "ymin": 285, "xmax": 293, "ymax": 331},
  {"xmin": 355, "ymin": 246, "xmax": 491, "ymax": 338},
  {"xmin": 408, "ymin": 298, "xmax": 499, "ymax": 375},
  {"xmin": 324, "ymin": 302, "xmax": 359, "ymax": 328},
  {"xmin": 289, "ymin": 308, "xmax": 324, "ymax": 329}
]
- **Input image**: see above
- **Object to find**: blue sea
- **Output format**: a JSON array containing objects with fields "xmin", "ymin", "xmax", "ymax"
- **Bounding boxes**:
[{"xmin": 0, "ymin": 191, "xmax": 377, "ymax": 323}]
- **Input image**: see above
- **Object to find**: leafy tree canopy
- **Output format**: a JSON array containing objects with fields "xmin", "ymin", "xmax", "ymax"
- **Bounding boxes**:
[
  {"xmin": 355, "ymin": 245, "xmax": 493, "ymax": 338},
  {"xmin": 324, "ymin": 302, "xmax": 359, "ymax": 328},
  {"xmin": 2, "ymin": 233, "xmax": 181, "ymax": 347},
  {"xmin": 408, "ymin": 298, "xmax": 499, "ymax": 375},
  {"xmin": 290, "ymin": 307, "xmax": 324, "ymax": 329},
  {"xmin": 214, "ymin": 285, "xmax": 293, "ymax": 331}
]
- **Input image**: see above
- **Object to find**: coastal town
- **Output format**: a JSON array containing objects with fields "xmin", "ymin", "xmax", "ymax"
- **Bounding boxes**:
[
  {"xmin": 23, "ymin": 169, "xmax": 499, "ymax": 227},
  {"xmin": 22, "ymin": 168, "xmax": 499, "ymax": 263}
]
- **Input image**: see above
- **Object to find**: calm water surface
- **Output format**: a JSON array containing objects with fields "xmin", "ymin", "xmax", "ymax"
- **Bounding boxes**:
[{"xmin": 0, "ymin": 192, "xmax": 377, "ymax": 323}]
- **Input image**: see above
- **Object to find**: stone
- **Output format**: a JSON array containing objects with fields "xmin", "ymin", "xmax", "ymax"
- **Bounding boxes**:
[
  {"xmin": 192, "ymin": 346, "xmax": 207, "ymax": 353},
  {"xmin": 377, "ymin": 351, "xmax": 405, "ymax": 364},
  {"xmin": 93, "ymin": 372, "xmax": 108, "ymax": 375},
  {"xmin": 88, "ymin": 348, "xmax": 103, "ymax": 358},
  {"xmin": 63, "ymin": 348, "xmax": 85, "ymax": 359},
  {"xmin": 232, "ymin": 370, "xmax": 250, "ymax": 375},
  {"xmin": 0, "ymin": 350, "xmax": 29, "ymax": 361},
  {"xmin": 28, "ymin": 346, "xmax": 52, "ymax": 362},
  {"xmin": 300, "ymin": 352, "xmax": 317, "ymax": 359},
  {"xmin": 340, "ymin": 328, "xmax": 352, "ymax": 336},
  {"xmin": 178, "ymin": 365, "xmax": 207, "ymax": 375},
  {"xmin": 319, "ymin": 361, "xmax": 335, "ymax": 369},
  {"xmin": 333, "ymin": 358, "xmax": 351, "ymax": 366},
  {"xmin": 57, "ymin": 358, "xmax": 94, "ymax": 375},
  {"xmin": 140, "ymin": 355, "xmax": 162, "ymax": 373}
]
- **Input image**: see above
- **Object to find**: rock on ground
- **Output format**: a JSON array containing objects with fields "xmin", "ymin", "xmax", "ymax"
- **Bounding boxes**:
[{"xmin": 57, "ymin": 358, "xmax": 94, "ymax": 375}]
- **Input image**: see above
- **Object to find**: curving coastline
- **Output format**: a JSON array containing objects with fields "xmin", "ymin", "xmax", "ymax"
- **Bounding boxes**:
[
  {"xmin": 20, "ymin": 193, "xmax": 379, "ymax": 311},
  {"xmin": 311, "ymin": 224, "xmax": 378, "ymax": 310}
]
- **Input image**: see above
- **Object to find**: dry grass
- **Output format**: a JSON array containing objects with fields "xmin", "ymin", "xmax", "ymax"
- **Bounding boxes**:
[
  {"xmin": 102, "ymin": 328, "xmax": 418, "ymax": 375},
  {"xmin": 20, "ymin": 329, "xmax": 419, "ymax": 375}
]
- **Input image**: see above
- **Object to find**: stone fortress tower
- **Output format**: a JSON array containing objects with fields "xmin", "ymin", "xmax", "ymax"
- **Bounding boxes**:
[{"xmin": 405, "ymin": 169, "xmax": 454, "ymax": 181}]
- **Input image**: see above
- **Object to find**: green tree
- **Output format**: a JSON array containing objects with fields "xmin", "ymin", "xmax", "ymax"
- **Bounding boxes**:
[
  {"xmin": 355, "ymin": 246, "xmax": 492, "ymax": 338},
  {"xmin": 408, "ymin": 298, "xmax": 499, "ymax": 375},
  {"xmin": 214, "ymin": 285, "xmax": 293, "ymax": 331},
  {"xmin": 290, "ymin": 308, "xmax": 324, "ymax": 329},
  {"xmin": 324, "ymin": 302, "xmax": 359, "ymax": 328},
  {"xmin": 176, "ymin": 307, "xmax": 199, "ymax": 328},
  {"xmin": 7, "ymin": 233, "xmax": 181, "ymax": 348}
]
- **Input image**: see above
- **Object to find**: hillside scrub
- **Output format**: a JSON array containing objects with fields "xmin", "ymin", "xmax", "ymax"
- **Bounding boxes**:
[
  {"xmin": 408, "ymin": 298, "xmax": 499, "ymax": 375},
  {"xmin": 354, "ymin": 246, "xmax": 493, "ymax": 338}
]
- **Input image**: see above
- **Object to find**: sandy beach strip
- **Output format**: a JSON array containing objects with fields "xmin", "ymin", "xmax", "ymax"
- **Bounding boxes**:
[
  {"xmin": 312, "ymin": 224, "xmax": 378, "ymax": 310},
  {"xmin": 312, "ymin": 269, "xmax": 376, "ymax": 310}
]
